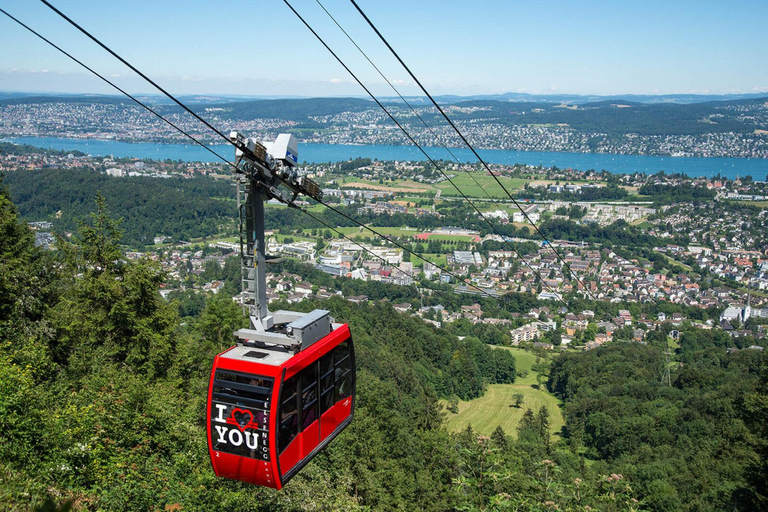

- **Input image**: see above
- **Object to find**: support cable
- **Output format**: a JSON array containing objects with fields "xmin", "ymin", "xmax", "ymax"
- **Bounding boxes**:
[
  {"xmin": 314, "ymin": 0, "xmax": 570, "ymax": 303},
  {"xmin": 0, "ymin": 7, "xmax": 234, "ymax": 168},
  {"xmin": 40, "ymin": 0, "xmax": 233, "ymax": 145},
  {"xmin": 314, "ymin": 199, "xmax": 504, "ymax": 300},
  {"xmin": 283, "ymin": 0, "xmax": 568, "ymax": 308},
  {"xmin": 348, "ymin": 0, "xmax": 597, "ymax": 302},
  {"xmin": 314, "ymin": 0, "xmax": 466, "ymax": 164},
  {"xmin": 25, "ymin": 0, "xmax": 565, "ymax": 308},
  {"xmin": 13, "ymin": 3, "xmax": 488, "ymax": 298}
]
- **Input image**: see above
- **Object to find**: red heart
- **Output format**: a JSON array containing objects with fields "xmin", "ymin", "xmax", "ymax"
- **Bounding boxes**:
[{"xmin": 231, "ymin": 408, "xmax": 253, "ymax": 431}]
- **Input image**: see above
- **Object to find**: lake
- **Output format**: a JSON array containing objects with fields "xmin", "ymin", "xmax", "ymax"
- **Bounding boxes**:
[{"xmin": 5, "ymin": 136, "xmax": 768, "ymax": 180}]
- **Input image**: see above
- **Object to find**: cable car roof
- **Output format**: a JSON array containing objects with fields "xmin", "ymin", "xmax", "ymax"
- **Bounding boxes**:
[{"xmin": 220, "ymin": 345, "xmax": 294, "ymax": 367}]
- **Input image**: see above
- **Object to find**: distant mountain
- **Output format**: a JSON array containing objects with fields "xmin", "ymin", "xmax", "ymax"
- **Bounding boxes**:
[
  {"xmin": 0, "ymin": 94, "xmax": 144, "ymax": 106},
  {"xmin": 434, "ymin": 96, "xmax": 768, "ymax": 136},
  {"xmin": 428, "ymin": 92, "xmax": 768, "ymax": 105},
  {"xmin": 4, "ymin": 90, "xmax": 767, "ymax": 106}
]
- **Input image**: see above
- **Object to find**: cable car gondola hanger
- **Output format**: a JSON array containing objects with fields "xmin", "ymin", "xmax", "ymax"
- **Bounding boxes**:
[{"xmin": 207, "ymin": 132, "xmax": 355, "ymax": 489}]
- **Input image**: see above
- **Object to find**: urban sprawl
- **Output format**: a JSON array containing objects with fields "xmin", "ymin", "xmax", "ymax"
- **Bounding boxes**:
[{"xmin": 7, "ymin": 143, "xmax": 767, "ymax": 351}]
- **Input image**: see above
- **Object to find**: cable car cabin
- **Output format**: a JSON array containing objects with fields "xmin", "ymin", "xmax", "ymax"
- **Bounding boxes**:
[
  {"xmin": 207, "ymin": 309, "xmax": 354, "ymax": 489},
  {"xmin": 209, "ymin": 132, "xmax": 354, "ymax": 488}
]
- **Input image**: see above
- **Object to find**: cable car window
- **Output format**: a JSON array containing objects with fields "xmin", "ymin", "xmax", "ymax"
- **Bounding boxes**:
[
  {"xmin": 300, "ymin": 363, "xmax": 318, "ymax": 430},
  {"xmin": 210, "ymin": 370, "xmax": 272, "ymax": 461},
  {"xmin": 334, "ymin": 341, "xmax": 352, "ymax": 401},
  {"xmin": 279, "ymin": 375, "xmax": 298, "ymax": 453},
  {"xmin": 319, "ymin": 353, "xmax": 334, "ymax": 414}
]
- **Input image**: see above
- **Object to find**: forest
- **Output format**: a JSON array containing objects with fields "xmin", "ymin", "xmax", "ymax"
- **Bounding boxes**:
[
  {"xmin": 0, "ymin": 141, "xmax": 86, "ymax": 157},
  {"xmin": 4, "ymin": 169, "xmax": 669, "ymax": 253},
  {"xmin": 1, "ymin": 181, "xmax": 767, "ymax": 511},
  {"xmin": 636, "ymin": 183, "xmax": 717, "ymax": 204},
  {"xmin": 3, "ymin": 169, "xmax": 236, "ymax": 248}
]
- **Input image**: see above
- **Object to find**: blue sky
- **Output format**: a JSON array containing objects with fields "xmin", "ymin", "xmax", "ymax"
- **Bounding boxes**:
[{"xmin": 1, "ymin": 0, "xmax": 767, "ymax": 97}]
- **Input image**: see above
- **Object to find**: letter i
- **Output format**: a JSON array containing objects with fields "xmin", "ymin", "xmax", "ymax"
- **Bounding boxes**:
[{"xmin": 215, "ymin": 403, "xmax": 228, "ymax": 423}]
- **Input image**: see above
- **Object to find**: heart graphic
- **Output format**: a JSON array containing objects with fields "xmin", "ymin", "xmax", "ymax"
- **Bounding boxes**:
[{"xmin": 231, "ymin": 408, "xmax": 253, "ymax": 431}]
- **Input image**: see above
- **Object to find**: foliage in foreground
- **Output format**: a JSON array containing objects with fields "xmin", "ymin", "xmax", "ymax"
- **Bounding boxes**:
[{"xmin": 2, "ymin": 184, "xmax": 766, "ymax": 510}]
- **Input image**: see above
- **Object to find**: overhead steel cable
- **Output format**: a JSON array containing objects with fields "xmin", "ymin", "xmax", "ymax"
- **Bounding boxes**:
[
  {"xmin": 283, "ymin": 0, "xmax": 568, "ymax": 309},
  {"xmin": 348, "ymin": 0, "xmax": 597, "ymax": 302},
  {"xmin": 316, "ymin": 0, "xmax": 501, "ymax": 205},
  {"xmin": 314, "ymin": 0, "xmax": 467, "ymax": 163},
  {"xmin": 29, "ymin": 0, "xmax": 561, "ymax": 307},
  {"xmin": 300, "ymin": 207, "xmax": 440, "ymax": 296},
  {"xmin": 0, "ymin": 7, "xmax": 234, "ymax": 169},
  {"xmin": 39, "ymin": 0, "xmax": 233, "ymax": 146},
  {"xmin": 21, "ymin": 0, "xmax": 488, "ymax": 298},
  {"xmin": 11, "ymin": 3, "xmax": 489, "ymax": 300},
  {"xmin": 313, "ymin": 0, "xmax": 572, "ymax": 303},
  {"xmin": 315, "ymin": 0, "xmax": 514, "ymax": 213},
  {"xmin": 314, "ymin": 199, "xmax": 504, "ymax": 300}
]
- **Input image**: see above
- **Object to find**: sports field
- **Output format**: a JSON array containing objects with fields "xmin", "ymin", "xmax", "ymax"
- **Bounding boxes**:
[{"xmin": 443, "ymin": 347, "xmax": 565, "ymax": 438}]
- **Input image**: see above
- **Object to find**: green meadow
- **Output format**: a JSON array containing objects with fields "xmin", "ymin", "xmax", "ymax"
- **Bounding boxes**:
[
  {"xmin": 443, "ymin": 346, "xmax": 565, "ymax": 438},
  {"xmin": 434, "ymin": 174, "xmax": 528, "ymax": 198}
]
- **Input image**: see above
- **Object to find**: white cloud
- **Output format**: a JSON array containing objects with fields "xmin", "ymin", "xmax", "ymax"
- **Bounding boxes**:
[{"xmin": 329, "ymin": 78, "xmax": 343, "ymax": 84}]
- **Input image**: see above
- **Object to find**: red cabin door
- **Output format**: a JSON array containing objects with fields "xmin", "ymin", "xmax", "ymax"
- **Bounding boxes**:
[
  {"xmin": 320, "ymin": 339, "xmax": 354, "ymax": 440},
  {"xmin": 277, "ymin": 328, "xmax": 355, "ymax": 483},
  {"xmin": 298, "ymin": 362, "xmax": 320, "ymax": 459}
]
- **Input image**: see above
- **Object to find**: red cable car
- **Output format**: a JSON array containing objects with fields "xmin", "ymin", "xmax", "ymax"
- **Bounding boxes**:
[
  {"xmin": 207, "ymin": 311, "xmax": 354, "ymax": 489},
  {"xmin": 206, "ymin": 132, "xmax": 355, "ymax": 488}
]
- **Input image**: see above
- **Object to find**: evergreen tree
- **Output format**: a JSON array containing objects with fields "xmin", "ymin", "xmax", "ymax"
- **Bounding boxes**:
[
  {"xmin": 517, "ymin": 408, "xmax": 539, "ymax": 443},
  {"xmin": 0, "ymin": 179, "xmax": 38, "ymax": 325},
  {"xmin": 537, "ymin": 405, "xmax": 552, "ymax": 455},
  {"xmin": 51, "ymin": 194, "xmax": 177, "ymax": 378},
  {"xmin": 491, "ymin": 425, "xmax": 509, "ymax": 450},
  {"xmin": 196, "ymin": 292, "xmax": 247, "ymax": 347}
]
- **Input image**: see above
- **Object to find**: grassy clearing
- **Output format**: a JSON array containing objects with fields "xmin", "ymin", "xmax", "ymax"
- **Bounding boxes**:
[
  {"xmin": 304, "ymin": 203, "xmax": 326, "ymax": 213},
  {"xmin": 495, "ymin": 347, "xmax": 537, "ymax": 385},
  {"xmin": 443, "ymin": 346, "xmax": 565, "ymax": 438},
  {"xmin": 443, "ymin": 384, "xmax": 565, "ymax": 439},
  {"xmin": 660, "ymin": 254, "xmax": 693, "ymax": 271},
  {"xmin": 509, "ymin": 222, "xmax": 534, "ymax": 230},
  {"xmin": 734, "ymin": 200, "xmax": 768, "ymax": 208},
  {"xmin": 275, "ymin": 234, "xmax": 313, "ymax": 243},
  {"xmin": 413, "ymin": 253, "xmax": 446, "ymax": 267},
  {"xmin": 331, "ymin": 226, "xmax": 417, "ymax": 239},
  {"xmin": 435, "ymin": 175, "xmax": 528, "ymax": 198},
  {"xmin": 339, "ymin": 178, "xmax": 432, "ymax": 193}
]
